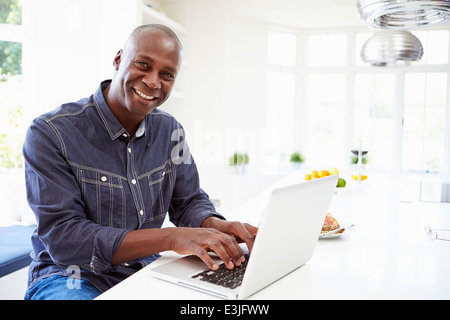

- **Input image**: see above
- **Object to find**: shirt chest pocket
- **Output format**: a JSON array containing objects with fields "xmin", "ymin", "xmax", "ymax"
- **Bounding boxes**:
[
  {"xmin": 78, "ymin": 169, "xmax": 129, "ymax": 228},
  {"xmin": 141, "ymin": 160, "xmax": 176, "ymax": 225}
]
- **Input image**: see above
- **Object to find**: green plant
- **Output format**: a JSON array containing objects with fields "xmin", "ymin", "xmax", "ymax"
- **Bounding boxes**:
[
  {"xmin": 229, "ymin": 152, "xmax": 249, "ymax": 165},
  {"xmin": 350, "ymin": 155, "xmax": 368, "ymax": 165},
  {"xmin": 289, "ymin": 151, "xmax": 305, "ymax": 163},
  {"xmin": 0, "ymin": 98, "xmax": 23, "ymax": 168},
  {"xmin": 0, "ymin": 0, "xmax": 22, "ymax": 81}
]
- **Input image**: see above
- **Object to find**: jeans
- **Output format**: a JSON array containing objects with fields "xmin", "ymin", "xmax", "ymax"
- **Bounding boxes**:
[{"xmin": 24, "ymin": 275, "xmax": 101, "ymax": 300}]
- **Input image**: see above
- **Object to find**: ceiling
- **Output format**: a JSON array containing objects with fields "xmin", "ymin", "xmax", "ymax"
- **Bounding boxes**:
[{"xmin": 228, "ymin": 0, "xmax": 366, "ymax": 29}]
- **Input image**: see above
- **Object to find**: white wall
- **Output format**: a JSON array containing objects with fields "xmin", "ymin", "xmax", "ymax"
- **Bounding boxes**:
[
  {"xmin": 25, "ymin": 0, "xmax": 138, "ymax": 123},
  {"xmin": 187, "ymin": 0, "xmax": 269, "ymax": 167}
]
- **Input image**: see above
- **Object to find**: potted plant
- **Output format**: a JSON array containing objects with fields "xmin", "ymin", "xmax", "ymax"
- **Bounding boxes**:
[
  {"xmin": 229, "ymin": 152, "xmax": 249, "ymax": 174},
  {"xmin": 289, "ymin": 151, "xmax": 305, "ymax": 169}
]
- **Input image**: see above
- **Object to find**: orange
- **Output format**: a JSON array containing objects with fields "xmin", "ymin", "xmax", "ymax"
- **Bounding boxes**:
[
  {"xmin": 311, "ymin": 170, "xmax": 319, "ymax": 179},
  {"xmin": 319, "ymin": 170, "xmax": 330, "ymax": 178}
]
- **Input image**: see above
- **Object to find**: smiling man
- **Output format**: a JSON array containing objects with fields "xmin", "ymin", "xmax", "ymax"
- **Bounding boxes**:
[
  {"xmin": 104, "ymin": 25, "xmax": 182, "ymax": 136},
  {"xmin": 23, "ymin": 24, "xmax": 257, "ymax": 300}
]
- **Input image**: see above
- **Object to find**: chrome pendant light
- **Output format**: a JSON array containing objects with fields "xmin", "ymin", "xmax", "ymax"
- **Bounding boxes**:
[
  {"xmin": 360, "ymin": 30, "xmax": 424, "ymax": 66},
  {"xmin": 357, "ymin": 0, "xmax": 450, "ymax": 29}
]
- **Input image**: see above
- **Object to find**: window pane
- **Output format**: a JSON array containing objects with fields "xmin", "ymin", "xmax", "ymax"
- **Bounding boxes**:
[
  {"xmin": 0, "ymin": 40, "xmax": 22, "ymax": 79},
  {"xmin": 354, "ymin": 73, "xmax": 395, "ymax": 170},
  {"xmin": 266, "ymin": 71, "xmax": 297, "ymax": 163},
  {"xmin": 308, "ymin": 34, "xmax": 347, "ymax": 67},
  {"xmin": 0, "ymin": 0, "xmax": 22, "ymax": 25},
  {"xmin": 0, "ymin": 73, "xmax": 23, "ymax": 168},
  {"xmin": 403, "ymin": 73, "xmax": 447, "ymax": 172},
  {"xmin": 427, "ymin": 30, "xmax": 449, "ymax": 64},
  {"xmin": 306, "ymin": 74, "xmax": 346, "ymax": 166},
  {"xmin": 267, "ymin": 31, "xmax": 297, "ymax": 66},
  {"xmin": 412, "ymin": 30, "xmax": 449, "ymax": 65}
]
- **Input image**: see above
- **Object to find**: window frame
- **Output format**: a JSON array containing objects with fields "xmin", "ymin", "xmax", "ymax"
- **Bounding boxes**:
[{"xmin": 266, "ymin": 25, "xmax": 450, "ymax": 176}]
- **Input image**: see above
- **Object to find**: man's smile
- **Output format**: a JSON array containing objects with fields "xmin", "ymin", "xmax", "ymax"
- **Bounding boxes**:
[{"xmin": 133, "ymin": 88, "xmax": 157, "ymax": 101}]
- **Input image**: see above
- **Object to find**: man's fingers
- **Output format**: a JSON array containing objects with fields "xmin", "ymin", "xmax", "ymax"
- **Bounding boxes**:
[
  {"xmin": 206, "ymin": 232, "xmax": 243, "ymax": 269},
  {"xmin": 196, "ymin": 248, "xmax": 219, "ymax": 270},
  {"xmin": 171, "ymin": 226, "xmax": 256, "ymax": 271},
  {"xmin": 228, "ymin": 222, "xmax": 258, "ymax": 253}
]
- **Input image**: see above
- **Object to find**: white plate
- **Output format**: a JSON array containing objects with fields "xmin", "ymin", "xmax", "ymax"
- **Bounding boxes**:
[{"xmin": 319, "ymin": 223, "xmax": 354, "ymax": 239}]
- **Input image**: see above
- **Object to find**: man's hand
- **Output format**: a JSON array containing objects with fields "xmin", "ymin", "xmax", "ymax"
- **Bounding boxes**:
[
  {"xmin": 201, "ymin": 217, "xmax": 257, "ymax": 253},
  {"xmin": 168, "ymin": 217, "xmax": 258, "ymax": 271}
]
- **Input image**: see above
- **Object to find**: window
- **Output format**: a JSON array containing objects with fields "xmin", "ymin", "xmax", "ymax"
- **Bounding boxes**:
[
  {"xmin": 306, "ymin": 73, "xmax": 346, "ymax": 166},
  {"xmin": 403, "ymin": 73, "xmax": 447, "ymax": 172},
  {"xmin": 354, "ymin": 73, "xmax": 396, "ymax": 170},
  {"xmin": 412, "ymin": 30, "xmax": 449, "ymax": 65},
  {"xmin": 0, "ymin": 0, "xmax": 23, "ymax": 169},
  {"xmin": 0, "ymin": 0, "xmax": 26, "ymax": 226},
  {"xmin": 307, "ymin": 33, "xmax": 347, "ymax": 67},
  {"xmin": 266, "ymin": 71, "xmax": 296, "ymax": 162},
  {"xmin": 266, "ymin": 27, "xmax": 450, "ymax": 175},
  {"xmin": 266, "ymin": 31, "xmax": 298, "ymax": 164}
]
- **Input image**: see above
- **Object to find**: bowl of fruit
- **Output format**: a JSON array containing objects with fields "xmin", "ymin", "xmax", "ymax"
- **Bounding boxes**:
[{"xmin": 304, "ymin": 168, "xmax": 346, "ymax": 188}]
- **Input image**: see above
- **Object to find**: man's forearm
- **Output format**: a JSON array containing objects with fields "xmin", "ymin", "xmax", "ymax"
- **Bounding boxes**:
[
  {"xmin": 111, "ymin": 216, "xmax": 220, "ymax": 265},
  {"xmin": 111, "ymin": 228, "xmax": 176, "ymax": 265}
]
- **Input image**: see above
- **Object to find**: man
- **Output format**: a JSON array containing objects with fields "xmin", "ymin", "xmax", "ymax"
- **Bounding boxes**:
[{"xmin": 23, "ymin": 24, "xmax": 257, "ymax": 300}]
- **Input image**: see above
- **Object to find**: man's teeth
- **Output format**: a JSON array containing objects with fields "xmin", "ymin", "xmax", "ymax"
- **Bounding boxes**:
[{"xmin": 135, "ymin": 89, "xmax": 155, "ymax": 100}]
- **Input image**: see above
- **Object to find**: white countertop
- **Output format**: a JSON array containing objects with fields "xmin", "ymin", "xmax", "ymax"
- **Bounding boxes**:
[{"xmin": 97, "ymin": 173, "xmax": 450, "ymax": 300}]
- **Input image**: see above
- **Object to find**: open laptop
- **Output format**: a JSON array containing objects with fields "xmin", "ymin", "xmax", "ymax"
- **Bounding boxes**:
[{"xmin": 150, "ymin": 174, "xmax": 338, "ymax": 300}]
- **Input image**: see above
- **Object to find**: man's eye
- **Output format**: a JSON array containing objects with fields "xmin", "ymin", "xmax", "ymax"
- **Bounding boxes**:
[
  {"xmin": 162, "ymin": 72, "xmax": 174, "ymax": 79},
  {"xmin": 136, "ymin": 61, "xmax": 148, "ymax": 69}
]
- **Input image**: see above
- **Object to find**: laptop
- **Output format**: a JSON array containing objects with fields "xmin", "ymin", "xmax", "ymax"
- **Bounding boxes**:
[{"xmin": 150, "ymin": 174, "xmax": 338, "ymax": 299}]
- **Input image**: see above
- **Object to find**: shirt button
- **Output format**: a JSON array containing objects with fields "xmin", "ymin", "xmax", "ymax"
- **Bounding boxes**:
[
  {"xmin": 101, "ymin": 176, "xmax": 107, "ymax": 182},
  {"xmin": 131, "ymin": 179, "xmax": 137, "ymax": 185},
  {"xmin": 139, "ymin": 210, "xmax": 144, "ymax": 216},
  {"xmin": 122, "ymin": 133, "xmax": 128, "ymax": 138},
  {"xmin": 128, "ymin": 148, "xmax": 132, "ymax": 153}
]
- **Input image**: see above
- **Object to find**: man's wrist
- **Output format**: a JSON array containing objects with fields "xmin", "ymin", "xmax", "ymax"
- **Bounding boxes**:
[{"xmin": 201, "ymin": 216, "xmax": 223, "ymax": 228}]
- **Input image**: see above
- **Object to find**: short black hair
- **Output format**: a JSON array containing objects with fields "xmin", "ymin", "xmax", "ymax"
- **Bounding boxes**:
[{"xmin": 130, "ymin": 24, "xmax": 182, "ymax": 49}]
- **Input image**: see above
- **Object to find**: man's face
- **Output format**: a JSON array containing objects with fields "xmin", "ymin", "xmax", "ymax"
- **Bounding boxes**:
[{"xmin": 112, "ymin": 30, "xmax": 182, "ymax": 118}]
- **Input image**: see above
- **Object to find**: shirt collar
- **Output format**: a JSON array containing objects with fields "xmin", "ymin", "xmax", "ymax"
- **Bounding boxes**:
[{"xmin": 93, "ymin": 80, "xmax": 147, "ymax": 140}]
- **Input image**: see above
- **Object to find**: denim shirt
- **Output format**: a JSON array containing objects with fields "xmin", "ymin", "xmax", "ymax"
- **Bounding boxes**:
[{"xmin": 23, "ymin": 80, "xmax": 222, "ymax": 292}]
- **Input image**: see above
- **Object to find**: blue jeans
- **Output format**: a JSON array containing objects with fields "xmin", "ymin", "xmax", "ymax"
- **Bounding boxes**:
[{"xmin": 24, "ymin": 275, "xmax": 101, "ymax": 300}]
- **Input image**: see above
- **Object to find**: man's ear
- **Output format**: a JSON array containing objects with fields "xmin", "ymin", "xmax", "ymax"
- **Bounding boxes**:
[{"xmin": 113, "ymin": 49, "xmax": 123, "ymax": 71}]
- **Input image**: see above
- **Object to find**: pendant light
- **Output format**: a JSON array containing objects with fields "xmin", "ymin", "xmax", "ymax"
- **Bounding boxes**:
[
  {"xmin": 360, "ymin": 30, "xmax": 424, "ymax": 66},
  {"xmin": 357, "ymin": 0, "xmax": 450, "ymax": 29}
]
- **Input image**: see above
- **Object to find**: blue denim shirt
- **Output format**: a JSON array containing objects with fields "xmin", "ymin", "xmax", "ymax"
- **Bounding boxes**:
[{"xmin": 23, "ymin": 80, "xmax": 222, "ymax": 292}]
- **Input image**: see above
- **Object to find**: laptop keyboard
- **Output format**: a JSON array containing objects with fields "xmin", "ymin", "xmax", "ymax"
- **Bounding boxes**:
[{"xmin": 191, "ymin": 254, "xmax": 250, "ymax": 290}]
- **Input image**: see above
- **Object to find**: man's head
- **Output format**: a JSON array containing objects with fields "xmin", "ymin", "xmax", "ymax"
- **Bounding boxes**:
[{"xmin": 107, "ymin": 24, "xmax": 183, "ymax": 123}]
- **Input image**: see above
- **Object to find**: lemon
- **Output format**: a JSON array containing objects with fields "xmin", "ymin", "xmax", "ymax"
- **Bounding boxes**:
[
  {"xmin": 311, "ymin": 170, "xmax": 319, "ymax": 179},
  {"xmin": 329, "ymin": 168, "xmax": 339, "ymax": 176},
  {"xmin": 351, "ymin": 175, "xmax": 368, "ymax": 181},
  {"xmin": 304, "ymin": 174, "xmax": 312, "ymax": 181}
]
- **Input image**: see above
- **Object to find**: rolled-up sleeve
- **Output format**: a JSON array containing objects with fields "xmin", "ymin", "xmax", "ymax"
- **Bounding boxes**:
[
  {"xmin": 168, "ymin": 156, "xmax": 224, "ymax": 227},
  {"xmin": 23, "ymin": 118, "xmax": 128, "ymax": 274}
]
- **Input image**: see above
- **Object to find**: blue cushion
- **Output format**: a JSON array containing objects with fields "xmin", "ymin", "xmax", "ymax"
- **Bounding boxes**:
[{"xmin": 0, "ymin": 225, "xmax": 35, "ymax": 277}]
